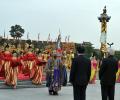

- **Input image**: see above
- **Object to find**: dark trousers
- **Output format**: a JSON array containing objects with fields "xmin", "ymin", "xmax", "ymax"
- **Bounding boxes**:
[
  {"xmin": 73, "ymin": 85, "xmax": 87, "ymax": 100},
  {"xmin": 46, "ymin": 74, "xmax": 52, "ymax": 87},
  {"xmin": 101, "ymin": 85, "xmax": 115, "ymax": 100}
]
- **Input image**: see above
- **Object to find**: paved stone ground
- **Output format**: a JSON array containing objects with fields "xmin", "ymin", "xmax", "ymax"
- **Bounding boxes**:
[
  {"xmin": 0, "ymin": 81, "xmax": 119, "ymax": 100},
  {"xmin": 0, "ymin": 80, "xmax": 46, "ymax": 89}
]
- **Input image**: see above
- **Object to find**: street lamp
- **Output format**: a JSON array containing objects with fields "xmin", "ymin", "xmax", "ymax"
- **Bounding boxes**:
[{"xmin": 107, "ymin": 43, "xmax": 114, "ymax": 48}]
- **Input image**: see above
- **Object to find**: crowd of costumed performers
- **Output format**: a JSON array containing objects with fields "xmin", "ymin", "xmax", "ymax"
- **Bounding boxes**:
[
  {"xmin": 63, "ymin": 50, "xmax": 74, "ymax": 70},
  {"xmin": 0, "ymin": 43, "xmax": 47, "ymax": 89},
  {"xmin": 0, "ymin": 43, "xmax": 68, "ymax": 90},
  {"xmin": 89, "ymin": 54, "xmax": 99, "ymax": 84},
  {"xmin": 0, "ymin": 42, "xmax": 120, "ymax": 91}
]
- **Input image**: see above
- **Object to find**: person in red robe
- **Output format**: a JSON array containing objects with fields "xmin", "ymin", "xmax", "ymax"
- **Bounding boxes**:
[
  {"xmin": 3, "ymin": 44, "xmax": 12, "ymax": 85},
  {"xmin": 9, "ymin": 51, "xmax": 20, "ymax": 89},
  {"xmin": 20, "ymin": 51, "xmax": 30, "ymax": 77},
  {"xmin": 18, "ymin": 51, "xmax": 24, "ymax": 74},
  {"xmin": 32, "ymin": 50, "xmax": 46, "ymax": 85},
  {"xmin": 0, "ymin": 48, "xmax": 4, "ymax": 78},
  {"xmin": 25, "ymin": 45, "xmax": 36, "ymax": 79}
]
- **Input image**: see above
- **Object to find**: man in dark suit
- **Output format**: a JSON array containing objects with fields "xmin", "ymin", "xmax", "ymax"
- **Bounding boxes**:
[
  {"xmin": 99, "ymin": 48, "xmax": 118, "ymax": 100},
  {"xmin": 69, "ymin": 46, "xmax": 91, "ymax": 100}
]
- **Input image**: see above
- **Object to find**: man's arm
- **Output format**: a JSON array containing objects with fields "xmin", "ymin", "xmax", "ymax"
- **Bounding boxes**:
[
  {"xmin": 115, "ymin": 60, "xmax": 118, "ymax": 73},
  {"xmin": 87, "ymin": 60, "xmax": 91, "ymax": 82},
  {"xmin": 99, "ymin": 59, "xmax": 106, "ymax": 80},
  {"xmin": 69, "ymin": 58, "xmax": 76, "ymax": 84}
]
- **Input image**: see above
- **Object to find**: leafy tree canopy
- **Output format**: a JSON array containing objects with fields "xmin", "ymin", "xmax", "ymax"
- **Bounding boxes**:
[{"xmin": 9, "ymin": 24, "xmax": 25, "ymax": 39}]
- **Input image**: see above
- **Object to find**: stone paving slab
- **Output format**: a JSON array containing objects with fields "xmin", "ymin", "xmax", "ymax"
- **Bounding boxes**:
[
  {"xmin": 0, "ymin": 81, "xmax": 119, "ymax": 100},
  {"xmin": 0, "ymin": 80, "xmax": 46, "ymax": 89}
]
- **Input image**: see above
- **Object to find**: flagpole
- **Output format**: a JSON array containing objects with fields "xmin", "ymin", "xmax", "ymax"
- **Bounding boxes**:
[
  {"xmin": 38, "ymin": 33, "xmax": 40, "ymax": 41},
  {"xmin": 4, "ymin": 29, "xmax": 6, "ymax": 39},
  {"xmin": 68, "ymin": 35, "xmax": 70, "ymax": 42},
  {"xmin": 27, "ymin": 32, "xmax": 29, "ymax": 40},
  {"xmin": 65, "ymin": 36, "xmax": 67, "ymax": 42},
  {"xmin": 47, "ymin": 33, "xmax": 50, "ymax": 43},
  {"xmin": 59, "ymin": 28, "xmax": 61, "ymax": 34}
]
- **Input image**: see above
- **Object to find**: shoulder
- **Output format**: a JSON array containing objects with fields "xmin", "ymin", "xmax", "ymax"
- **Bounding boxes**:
[
  {"xmin": 102, "ymin": 57, "xmax": 108, "ymax": 61},
  {"xmin": 85, "ymin": 56, "xmax": 90, "ymax": 61},
  {"xmin": 113, "ymin": 57, "xmax": 118, "ymax": 64},
  {"xmin": 73, "ymin": 57, "xmax": 78, "ymax": 61},
  {"xmin": 82, "ymin": 56, "xmax": 91, "ymax": 62},
  {"xmin": 107, "ymin": 56, "xmax": 118, "ymax": 62},
  {"xmin": 113, "ymin": 57, "xmax": 118, "ymax": 61},
  {"xmin": 101, "ymin": 58, "xmax": 108, "ymax": 64},
  {"xmin": 71, "ymin": 58, "xmax": 77, "ymax": 64}
]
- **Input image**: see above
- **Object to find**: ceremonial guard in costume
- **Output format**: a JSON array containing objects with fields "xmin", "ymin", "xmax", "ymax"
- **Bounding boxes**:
[
  {"xmin": 46, "ymin": 33, "xmax": 62, "ymax": 95},
  {"xmin": 17, "ymin": 51, "xmax": 28, "ymax": 80},
  {"xmin": 65, "ymin": 51, "xmax": 74, "ymax": 70},
  {"xmin": 25, "ymin": 45, "xmax": 36, "ymax": 79},
  {"xmin": 32, "ymin": 51, "xmax": 46, "ymax": 85},
  {"xmin": 18, "ymin": 51, "xmax": 24, "ymax": 74},
  {"xmin": 89, "ymin": 56, "xmax": 98, "ymax": 84},
  {"xmin": 48, "ymin": 53, "xmax": 62, "ymax": 95},
  {"xmin": 0, "ymin": 48, "xmax": 4, "ymax": 78},
  {"xmin": 46, "ymin": 54, "xmax": 54, "ymax": 87},
  {"xmin": 3, "ymin": 44, "xmax": 12, "ymax": 85},
  {"xmin": 65, "ymin": 52, "xmax": 71, "ymax": 70},
  {"xmin": 9, "ymin": 51, "xmax": 20, "ymax": 88},
  {"xmin": 43, "ymin": 51, "xmax": 48, "ymax": 62},
  {"xmin": 21, "ymin": 52, "xmax": 30, "ymax": 77},
  {"xmin": 116, "ymin": 60, "xmax": 120, "ymax": 83}
]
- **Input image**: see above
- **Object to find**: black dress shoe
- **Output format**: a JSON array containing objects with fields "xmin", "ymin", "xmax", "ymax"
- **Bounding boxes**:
[
  {"xmin": 49, "ymin": 92, "xmax": 53, "ymax": 95},
  {"xmin": 53, "ymin": 91, "xmax": 58, "ymax": 95},
  {"xmin": 49, "ymin": 90, "xmax": 53, "ymax": 95}
]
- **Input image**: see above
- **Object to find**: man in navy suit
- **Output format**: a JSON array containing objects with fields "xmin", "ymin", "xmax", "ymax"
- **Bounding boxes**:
[{"xmin": 70, "ymin": 45, "xmax": 91, "ymax": 100}]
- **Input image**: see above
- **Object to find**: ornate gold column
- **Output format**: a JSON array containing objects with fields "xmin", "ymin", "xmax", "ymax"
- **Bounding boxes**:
[{"xmin": 98, "ymin": 6, "xmax": 111, "ymax": 57}]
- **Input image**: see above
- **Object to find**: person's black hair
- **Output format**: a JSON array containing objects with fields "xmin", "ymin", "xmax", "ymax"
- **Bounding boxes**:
[{"xmin": 77, "ymin": 45, "xmax": 85, "ymax": 54}]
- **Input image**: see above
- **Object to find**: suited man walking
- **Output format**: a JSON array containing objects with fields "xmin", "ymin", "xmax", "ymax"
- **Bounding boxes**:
[
  {"xmin": 69, "ymin": 46, "xmax": 91, "ymax": 100},
  {"xmin": 99, "ymin": 48, "xmax": 118, "ymax": 100}
]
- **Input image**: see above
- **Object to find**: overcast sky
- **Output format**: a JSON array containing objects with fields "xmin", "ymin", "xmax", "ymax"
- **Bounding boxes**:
[{"xmin": 0, "ymin": 0, "xmax": 120, "ymax": 49}]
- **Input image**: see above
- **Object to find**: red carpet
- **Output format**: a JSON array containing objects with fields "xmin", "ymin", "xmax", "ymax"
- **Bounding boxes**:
[{"xmin": 0, "ymin": 74, "xmax": 46, "ymax": 81}]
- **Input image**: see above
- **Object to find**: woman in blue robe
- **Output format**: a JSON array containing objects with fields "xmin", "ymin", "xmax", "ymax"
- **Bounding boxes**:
[{"xmin": 49, "ymin": 54, "xmax": 62, "ymax": 95}]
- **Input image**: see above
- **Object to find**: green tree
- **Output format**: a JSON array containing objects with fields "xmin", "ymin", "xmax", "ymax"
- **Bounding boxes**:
[
  {"xmin": 115, "ymin": 51, "xmax": 120, "ymax": 59},
  {"xmin": 83, "ymin": 42, "xmax": 94, "ymax": 58},
  {"xmin": 26, "ymin": 39, "xmax": 31, "ymax": 45},
  {"xmin": 9, "ymin": 25, "xmax": 25, "ymax": 40}
]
